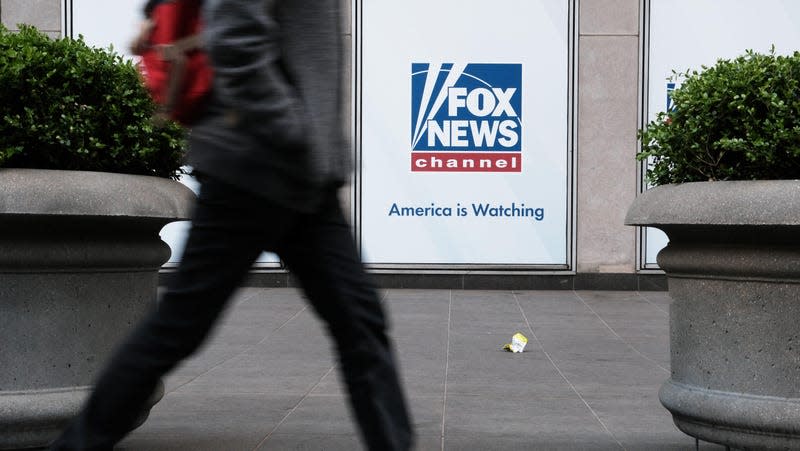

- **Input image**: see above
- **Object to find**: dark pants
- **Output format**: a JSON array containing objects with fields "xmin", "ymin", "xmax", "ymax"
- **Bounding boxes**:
[{"xmin": 50, "ymin": 177, "xmax": 413, "ymax": 451}]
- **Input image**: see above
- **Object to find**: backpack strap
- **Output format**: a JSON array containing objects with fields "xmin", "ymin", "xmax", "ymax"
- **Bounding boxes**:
[{"xmin": 166, "ymin": 33, "xmax": 203, "ymax": 55}]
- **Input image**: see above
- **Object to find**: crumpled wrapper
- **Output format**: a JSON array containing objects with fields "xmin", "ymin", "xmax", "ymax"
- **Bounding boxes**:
[{"xmin": 502, "ymin": 332, "xmax": 528, "ymax": 353}]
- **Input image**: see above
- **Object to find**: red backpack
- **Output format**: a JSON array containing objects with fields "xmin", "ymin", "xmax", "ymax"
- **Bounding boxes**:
[{"xmin": 133, "ymin": 0, "xmax": 212, "ymax": 126}]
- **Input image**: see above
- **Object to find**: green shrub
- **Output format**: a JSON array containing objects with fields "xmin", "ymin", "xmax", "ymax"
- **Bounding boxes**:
[
  {"xmin": 0, "ymin": 25, "xmax": 184, "ymax": 179},
  {"xmin": 638, "ymin": 48, "xmax": 800, "ymax": 185}
]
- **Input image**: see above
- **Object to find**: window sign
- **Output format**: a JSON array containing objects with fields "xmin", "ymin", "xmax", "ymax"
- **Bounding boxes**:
[
  {"xmin": 66, "ymin": 0, "xmax": 140, "ymax": 59},
  {"xmin": 644, "ymin": 0, "xmax": 800, "ymax": 267},
  {"xmin": 357, "ymin": 0, "xmax": 575, "ymax": 267}
]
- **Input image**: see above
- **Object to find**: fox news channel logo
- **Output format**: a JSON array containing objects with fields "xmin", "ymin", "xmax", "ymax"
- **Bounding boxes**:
[{"xmin": 411, "ymin": 63, "xmax": 522, "ymax": 172}]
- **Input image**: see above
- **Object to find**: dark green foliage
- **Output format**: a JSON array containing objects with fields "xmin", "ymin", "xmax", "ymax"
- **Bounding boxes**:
[
  {"xmin": 638, "ymin": 48, "xmax": 800, "ymax": 185},
  {"xmin": 0, "ymin": 25, "xmax": 184, "ymax": 179}
]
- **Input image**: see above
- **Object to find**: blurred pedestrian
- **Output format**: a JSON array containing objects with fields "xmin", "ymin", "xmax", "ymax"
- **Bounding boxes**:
[{"xmin": 50, "ymin": 0, "xmax": 414, "ymax": 450}]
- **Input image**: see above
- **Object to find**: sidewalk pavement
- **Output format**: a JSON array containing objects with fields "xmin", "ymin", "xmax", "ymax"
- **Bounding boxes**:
[{"xmin": 119, "ymin": 288, "xmax": 727, "ymax": 451}]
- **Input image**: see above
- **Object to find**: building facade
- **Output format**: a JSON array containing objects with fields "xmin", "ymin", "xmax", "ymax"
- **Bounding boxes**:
[{"xmin": 9, "ymin": 1, "xmax": 786, "ymax": 289}]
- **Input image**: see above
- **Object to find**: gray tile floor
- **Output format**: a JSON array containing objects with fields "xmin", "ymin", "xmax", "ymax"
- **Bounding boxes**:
[{"xmin": 119, "ymin": 289, "xmax": 727, "ymax": 450}]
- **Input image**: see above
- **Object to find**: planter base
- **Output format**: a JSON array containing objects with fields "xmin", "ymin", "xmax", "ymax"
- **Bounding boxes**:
[
  {"xmin": 661, "ymin": 380, "xmax": 800, "ymax": 449},
  {"xmin": 0, "ymin": 387, "xmax": 88, "ymax": 450},
  {"xmin": 0, "ymin": 381, "xmax": 163, "ymax": 450}
]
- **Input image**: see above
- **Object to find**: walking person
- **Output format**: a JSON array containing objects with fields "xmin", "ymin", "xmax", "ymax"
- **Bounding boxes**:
[{"xmin": 50, "ymin": 0, "xmax": 414, "ymax": 449}]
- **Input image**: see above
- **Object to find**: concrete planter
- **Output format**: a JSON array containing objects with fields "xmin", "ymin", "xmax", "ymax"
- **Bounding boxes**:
[
  {"xmin": 0, "ymin": 169, "xmax": 194, "ymax": 449},
  {"xmin": 626, "ymin": 180, "xmax": 800, "ymax": 449}
]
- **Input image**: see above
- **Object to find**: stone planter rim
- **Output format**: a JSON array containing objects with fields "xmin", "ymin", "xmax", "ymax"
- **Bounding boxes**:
[
  {"xmin": 625, "ymin": 180, "xmax": 800, "ymax": 227},
  {"xmin": 0, "ymin": 168, "xmax": 194, "ymax": 221}
]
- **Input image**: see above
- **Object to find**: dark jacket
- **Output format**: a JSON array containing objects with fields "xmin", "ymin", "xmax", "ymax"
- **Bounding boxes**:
[{"xmin": 187, "ymin": 0, "xmax": 348, "ymax": 212}]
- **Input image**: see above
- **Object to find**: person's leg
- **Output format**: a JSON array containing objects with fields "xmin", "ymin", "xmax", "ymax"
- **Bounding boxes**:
[
  {"xmin": 50, "ymin": 177, "xmax": 285, "ymax": 451},
  {"xmin": 278, "ymin": 188, "xmax": 414, "ymax": 451}
]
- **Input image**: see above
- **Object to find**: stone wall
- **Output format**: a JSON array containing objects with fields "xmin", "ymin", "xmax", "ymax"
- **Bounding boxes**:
[
  {"xmin": 1, "ymin": 0, "xmax": 60, "ymax": 38},
  {"xmin": 577, "ymin": 0, "xmax": 640, "ymax": 273}
]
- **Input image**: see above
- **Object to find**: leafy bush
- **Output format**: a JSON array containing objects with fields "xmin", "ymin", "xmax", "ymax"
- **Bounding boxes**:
[
  {"xmin": 638, "ymin": 48, "xmax": 800, "ymax": 185},
  {"xmin": 0, "ymin": 25, "xmax": 184, "ymax": 179}
]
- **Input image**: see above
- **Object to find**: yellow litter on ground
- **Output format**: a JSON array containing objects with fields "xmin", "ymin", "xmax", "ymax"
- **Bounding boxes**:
[{"xmin": 502, "ymin": 332, "xmax": 528, "ymax": 353}]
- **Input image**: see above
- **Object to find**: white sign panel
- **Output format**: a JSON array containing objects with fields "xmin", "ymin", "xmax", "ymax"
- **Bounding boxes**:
[
  {"xmin": 69, "ymin": 0, "xmax": 141, "ymax": 59},
  {"xmin": 358, "ymin": 0, "xmax": 573, "ymax": 266},
  {"xmin": 645, "ymin": 0, "xmax": 800, "ymax": 266}
]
